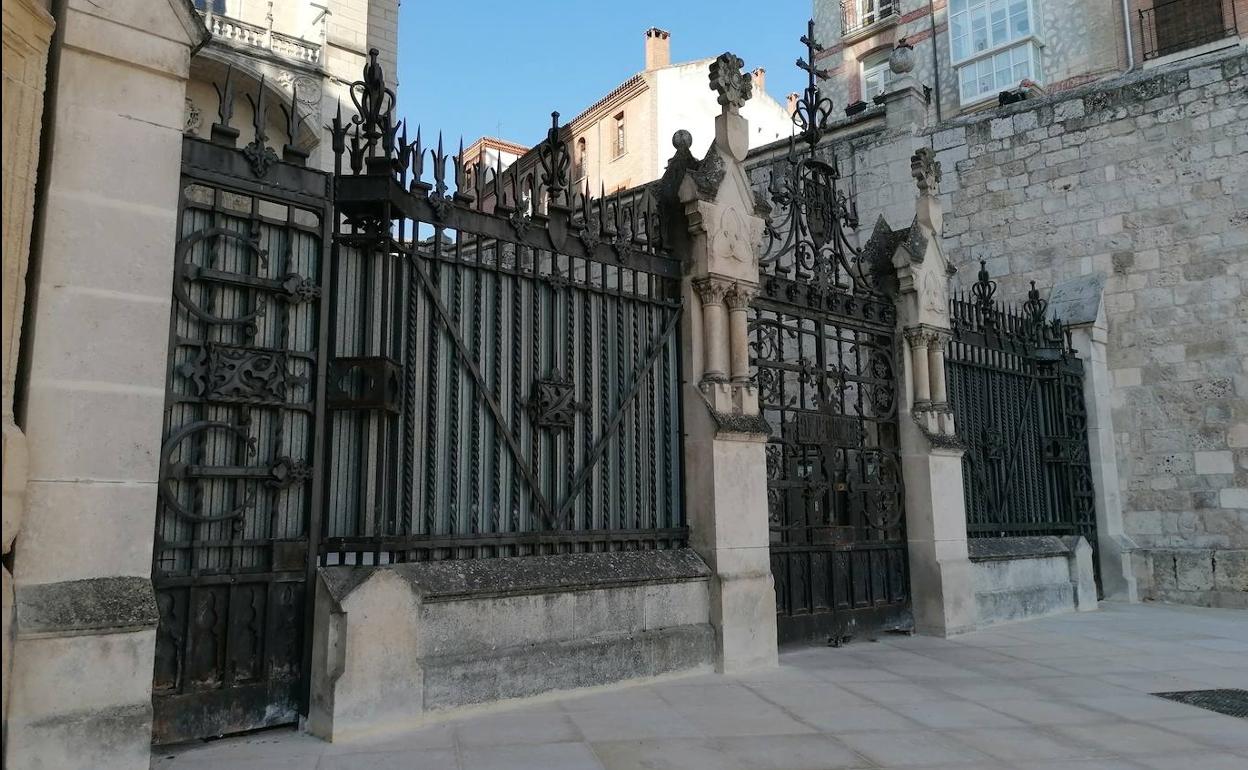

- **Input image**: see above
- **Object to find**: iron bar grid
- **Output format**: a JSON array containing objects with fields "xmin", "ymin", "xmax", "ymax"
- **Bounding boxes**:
[
  {"xmin": 322, "ymin": 51, "xmax": 686, "ymax": 563},
  {"xmin": 947, "ymin": 264, "xmax": 1097, "ymax": 579},
  {"xmin": 1139, "ymin": 0, "xmax": 1238, "ymax": 60}
]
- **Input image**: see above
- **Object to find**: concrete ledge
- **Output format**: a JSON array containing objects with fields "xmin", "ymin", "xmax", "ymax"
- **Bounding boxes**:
[
  {"xmin": 970, "ymin": 536, "xmax": 1097, "ymax": 628},
  {"xmin": 968, "ymin": 535, "xmax": 1071, "ymax": 562},
  {"xmin": 15, "ymin": 576, "xmax": 157, "ymax": 638},
  {"xmin": 321, "ymin": 548, "xmax": 710, "ymax": 605},
  {"xmin": 309, "ymin": 550, "xmax": 714, "ymax": 740}
]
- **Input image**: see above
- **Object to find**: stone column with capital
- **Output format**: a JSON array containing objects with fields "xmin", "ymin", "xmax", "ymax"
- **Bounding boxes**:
[
  {"xmin": 661, "ymin": 53, "xmax": 777, "ymax": 673},
  {"xmin": 880, "ymin": 147, "xmax": 977, "ymax": 635}
]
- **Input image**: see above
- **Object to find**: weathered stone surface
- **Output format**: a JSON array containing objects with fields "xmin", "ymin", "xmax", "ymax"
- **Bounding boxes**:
[
  {"xmin": 321, "ymin": 548, "xmax": 710, "ymax": 605},
  {"xmin": 309, "ymin": 555, "xmax": 715, "ymax": 741},
  {"xmin": 14, "ymin": 577, "xmax": 158, "ymax": 637},
  {"xmin": 967, "ymin": 536, "xmax": 1071, "ymax": 562},
  {"xmin": 749, "ymin": 48, "xmax": 1248, "ymax": 609}
]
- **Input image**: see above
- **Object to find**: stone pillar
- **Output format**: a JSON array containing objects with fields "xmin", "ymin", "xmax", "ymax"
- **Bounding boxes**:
[
  {"xmin": 725, "ymin": 284, "xmax": 754, "ymax": 384},
  {"xmin": 693, "ymin": 277, "xmax": 731, "ymax": 382},
  {"xmin": 889, "ymin": 149, "xmax": 977, "ymax": 636},
  {"xmin": 4, "ymin": 2, "xmax": 207, "ymax": 768},
  {"xmin": 670, "ymin": 54, "xmax": 777, "ymax": 673},
  {"xmin": 2, "ymin": 0, "xmax": 55, "ymax": 742},
  {"xmin": 1049, "ymin": 275, "xmax": 1138, "ymax": 602}
]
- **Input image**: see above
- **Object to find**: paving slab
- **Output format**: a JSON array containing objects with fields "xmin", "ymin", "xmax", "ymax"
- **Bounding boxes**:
[{"xmin": 152, "ymin": 602, "xmax": 1248, "ymax": 770}]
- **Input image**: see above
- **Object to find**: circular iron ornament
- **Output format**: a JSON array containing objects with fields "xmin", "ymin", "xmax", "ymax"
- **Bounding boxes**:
[
  {"xmin": 861, "ymin": 453, "xmax": 904, "ymax": 530},
  {"xmin": 158, "ymin": 420, "xmax": 258, "ymax": 523},
  {"xmin": 175, "ymin": 227, "xmax": 267, "ymax": 330},
  {"xmin": 867, "ymin": 349, "xmax": 898, "ymax": 419}
]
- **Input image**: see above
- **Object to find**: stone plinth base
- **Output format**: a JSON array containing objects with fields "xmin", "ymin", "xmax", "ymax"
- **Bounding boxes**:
[
  {"xmin": 968, "ymin": 536, "xmax": 1098, "ymax": 627},
  {"xmin": 902, "ymin": 447, "xmax": 978, "ymax": 637},
  {"xmin": 684, "ymin": 424, "xmax": 778, "ymax": 674},
  {"xmin": 308, "ymin": 550, "xmax": 714, "ymax": 741}
]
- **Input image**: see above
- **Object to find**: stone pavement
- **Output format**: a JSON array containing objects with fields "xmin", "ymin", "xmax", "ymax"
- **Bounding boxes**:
[{"xmin": 152, "ymin": 602, "xmax": 1248, "ymax": 770}]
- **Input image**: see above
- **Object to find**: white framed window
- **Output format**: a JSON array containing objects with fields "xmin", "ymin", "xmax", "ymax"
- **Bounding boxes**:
[
  {"xmin": 861, "ymin": 52, "xmax": 892, "ymax": 100},
  {"xmin": 613, "ymin": 112, "xmax": 626, "ymax": 159},
  {"xmin": 957, "ymin": 41, "xmax": 1039, "ymax": 103},
  {"xmin": 949, "ymin": 0, "xmax": 1041, "ymax": 104},
  {"xmin": 857, "ymin": 0, "xmax": 896, "ymax": 28}
]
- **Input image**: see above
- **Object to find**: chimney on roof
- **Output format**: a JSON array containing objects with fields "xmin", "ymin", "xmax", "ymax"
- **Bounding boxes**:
[
  {"xmin": 786, "ymin": 92, "xmax": 799, "ymax": 116},
  {"xmin": 645, "ymin": 27, "xmax": 671, "ymax": 70},
  {"xmin": 752, "ymin": 67, "xmax": 766, "ymax": 94}
]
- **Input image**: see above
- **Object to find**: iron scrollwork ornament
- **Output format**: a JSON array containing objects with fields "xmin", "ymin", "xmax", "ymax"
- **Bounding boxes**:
[
  {"xmin": 527, "ymin": 373, "xmax": 584, "ymax": 431},
  {"xmin": 178, "ymin": 343, "xmax": 304, "ymax": 405},
  {"xmin": 158, "ymin": 421, "xmax": 313, "ymax": 523}
]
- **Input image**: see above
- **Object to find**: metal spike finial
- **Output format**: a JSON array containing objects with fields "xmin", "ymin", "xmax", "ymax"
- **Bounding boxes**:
[
  {"xmin": 537, "ymin": 111, "xmax": 570, "ymax": 204},
  {"xmin": 281, "ymin": 82, "xmax": 309, "ymax": 165},
  {"xmin": 1023, "ymin": 279, "xmax": 1048, "ymax": 325},
  {"xmin": 971, "ymin": 259, "xmax": 997, "ymax": 311},
  {"xmin": 211, "ymin": 65, "xmax": 240, "ymax": 145},
  {"xmin": 792, "ymin": 18, "xmax": 834, "ymax": 152},
  {"xmin": 411, "ymin": 126, "xmax": 425, "ymax": 188},
  {"xmin": 242, "ymin": 77, "xmax": 279, "ymax": 177},
  {"xmin": 349, "ymin": 47, "xmax": 397, "ymax": 154}
]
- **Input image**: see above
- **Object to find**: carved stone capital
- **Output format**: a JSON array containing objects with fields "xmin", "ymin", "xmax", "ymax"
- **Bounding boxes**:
[
  {"xmin": 924, "ymin": 327, "xmax": 952, "ymax": 350},
  {"xmin": 902, "ymin": 325, "xmax": 942, "ymax": 349},
  {"xmin": 724, "ymin": 282, "xmax": 757, "ymax": 310},
  {"xmin": 693, "ymin": 276, "xmax": 733, "ymax": 306}
]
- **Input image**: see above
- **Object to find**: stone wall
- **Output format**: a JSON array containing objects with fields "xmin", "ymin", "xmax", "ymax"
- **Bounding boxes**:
[
  {"xmin": 1, "ymin": 0, "xmax": 54, "ymax": 743},
  {"xmin": 4, "ymin": 2, "xmax": 206, "ymax": 767},
  {"xmin": 308, "ymin": 551, "xmax": 714, "ymax": 740},
  {"xmin": 968, "ymin": 537, "xmax": 1097, "ymax": 626},
  {"xmin": 749, "ymin": 49, "xmax": 1248, "ymax": 608},
  {"xmin": 931, "ymin": 50, "xmax": 1248, "ymax": 608}
]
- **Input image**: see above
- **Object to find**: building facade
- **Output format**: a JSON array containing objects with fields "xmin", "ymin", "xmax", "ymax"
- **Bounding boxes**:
[
  {"xmin": 815, "ymin": 0, "xmax": 1245, "ymax": 121},
  {"xmin": 1, "ymin": 1, "xmax": 398, "ymax": 766},
  {"xmin": 474, "ymin": 27, "xmax": 796, "ymax": 207}
]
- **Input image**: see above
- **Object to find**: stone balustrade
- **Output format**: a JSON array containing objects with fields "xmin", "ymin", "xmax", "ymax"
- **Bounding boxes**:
[{"xmin": 202, "ymin": 12, "xmax": 321, "ymax": 67}]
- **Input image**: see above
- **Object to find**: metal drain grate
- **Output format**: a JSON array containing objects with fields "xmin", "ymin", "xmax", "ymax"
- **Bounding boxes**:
[{"xmin": 1152, "ymin": 689, "xmax": 1248, "ymax": 718}]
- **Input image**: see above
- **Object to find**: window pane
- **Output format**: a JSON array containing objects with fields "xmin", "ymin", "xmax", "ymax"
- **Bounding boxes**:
[
  {"xmin": 972, "ymin": 16, "xmax": 989, "ymax": 52},
  {"xmin": 953, "ymin": 34, "xmax": 968, "ymax": 60}
]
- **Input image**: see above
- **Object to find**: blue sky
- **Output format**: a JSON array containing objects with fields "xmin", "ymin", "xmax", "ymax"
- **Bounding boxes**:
[{"xmin": 393, "ymin": 0, "xmax": 812, "ymax": 149}]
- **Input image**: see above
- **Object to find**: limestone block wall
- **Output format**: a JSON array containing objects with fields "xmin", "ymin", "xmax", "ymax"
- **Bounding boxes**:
[
  {"xmin": 5, "ymin": 1, "xmax": 206, "ymax": 766},
  {"xmin": 932, "ymin": 50, "xmax": 1248, "ymax": 608},
  {"xmin": 2, "ymin": 0, "xmax": 54, "ymax": 741},
  {"xmin": 308, "ymin": 550, "xmax": 715, "ymax": 741},
  {"xmin": 968, "ymin": 537, "xmax": 1097, "ymax": 626},
  {"xmin": 748, "ymin": 49, "xmax": 1247, "ymax": 608}
]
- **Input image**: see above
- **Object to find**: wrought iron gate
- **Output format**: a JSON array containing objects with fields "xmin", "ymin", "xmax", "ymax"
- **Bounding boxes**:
[
  {"xmin": 946, "ymin": 263, "xmax": 1097, "ymax": 568},
  {"xmin": 752, "ymin": 26, "xmax": 909, "ymax": 646},
  {"xmin": 151, "ymin": 76, "xmax": 331, "ymax": 743},
  {"xmin": 321, "ymin": 53, "xmax": 685, "ymax": 563}
]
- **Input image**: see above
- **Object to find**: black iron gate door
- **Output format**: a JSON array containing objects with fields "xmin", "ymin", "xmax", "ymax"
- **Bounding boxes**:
[
  {"xmin": 946, "ymin": 265, "xmax": 1097, "ymax": 574},
  {"xmin": 150, "ymin": 132, "xmax": 331, "ymax": 743},
  {"xmin": 752, "ymin": 277, "xmax": 908, "ymax": 645},
  {"xmin": 751, "ymin": 50, "xmax": 909, "ymax": 645}
]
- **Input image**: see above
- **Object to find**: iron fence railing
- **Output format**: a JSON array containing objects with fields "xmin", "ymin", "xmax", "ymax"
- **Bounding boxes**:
[
  {"xmin": 322, "ymin": 54, "xmax": 686, "ymax": 564},
  {"xmin": 841, "ymin": 0, "xmax": 899, "ymax": 36},
  {"xmin": 945, "ymin": 265, "xmax": 1097, "ymax": 578},
  {"xmin": 1139, "ymin": 0, "xmax": 1238, "ymax": 60}
]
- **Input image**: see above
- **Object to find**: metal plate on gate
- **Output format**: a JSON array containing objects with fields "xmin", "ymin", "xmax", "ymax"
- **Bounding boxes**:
[{"xmin": 793, "ymin": 413, "xmax": 862, "ymax": 447}]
